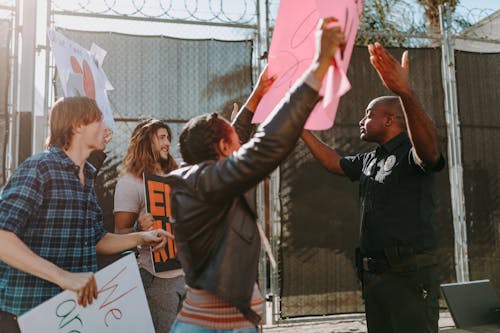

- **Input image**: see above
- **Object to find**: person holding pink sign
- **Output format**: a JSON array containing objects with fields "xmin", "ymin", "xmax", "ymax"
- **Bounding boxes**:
[
  {"xmin": 0, "ymin": 97, "xmax": 172, "ymax": 333},
  {"xmin": 166, "ymin": 18, "xmax": 345, "ymax": 333},
  {"xmin": 302, "ymin": 43, "xmax": 445, "ymax": 333}
]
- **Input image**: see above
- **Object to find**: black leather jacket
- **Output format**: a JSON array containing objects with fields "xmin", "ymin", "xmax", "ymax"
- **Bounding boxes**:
[{"xmin": 165, "ymin": 78, "xmax": 320, "ymax": 323}]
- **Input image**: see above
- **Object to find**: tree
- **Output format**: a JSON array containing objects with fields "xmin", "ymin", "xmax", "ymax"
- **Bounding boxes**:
[
  {"xmin": 356, "ymin": 0, "xmax": 464, "ymax": 47},
  {"xmin": 416, "ymin": 0, "xmax": 458, "ymax": 35},
  {"xmin": 357, "ymin": 0, "xmax": 430, "ymax": 46}
]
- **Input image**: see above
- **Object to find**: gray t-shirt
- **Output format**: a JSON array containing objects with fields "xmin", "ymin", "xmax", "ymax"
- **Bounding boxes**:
[{"xmin": 114, "ymin": 172, "xmax": 183, "ymax": 279}]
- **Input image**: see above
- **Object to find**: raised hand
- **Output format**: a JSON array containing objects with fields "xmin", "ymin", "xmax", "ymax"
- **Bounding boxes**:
[
  {"xmin": 230, "ymin": 103, "xmax": 239, "ymax": 122},
  {"xmin": 311, "ymin": 17, "xmax": 346, "ymax": 82},
  {"xmin": 58, "ymin": 271, "xmax": 97, "ymax": 307},
  {"xmin": 316, "ymin": 18, "xmax": 346, "ymax": 63},
  {"xmin": 245, "ymin": 65, "xmax": 277, "ymax": 111},
  {"xmin": 254, "ymin": 66, "xmax": 276, "ymax": 98},
  {"xmin": 368, "ymin": 42, "xmax": 411, "ymax": 96}
]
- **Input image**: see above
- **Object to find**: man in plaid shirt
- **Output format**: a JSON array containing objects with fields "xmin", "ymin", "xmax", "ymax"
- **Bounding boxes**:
[{"xmin": 0, "ymin": 97, "xmax": 172, "ymax": 332}]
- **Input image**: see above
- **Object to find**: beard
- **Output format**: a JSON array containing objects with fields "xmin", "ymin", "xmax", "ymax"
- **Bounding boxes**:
[{"xmin": 159, "ymin": 154, "xmax": 171, "ymax": 170}]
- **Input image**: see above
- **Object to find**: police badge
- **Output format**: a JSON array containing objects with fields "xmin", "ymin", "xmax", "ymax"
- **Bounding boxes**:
[{"xmin": 384, "ymin": 155, "xmax": 396, "ymax": 172}]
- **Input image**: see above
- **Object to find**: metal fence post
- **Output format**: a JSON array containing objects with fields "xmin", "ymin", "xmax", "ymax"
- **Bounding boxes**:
[
  {"xmin": 16, "ymin": 0, "xmax": 37, "ymax": 165},
  {"xmin": 256, "ymin": 0, "xmax": 282, "ymax": 325},
  {"xmin": 439, "ymin": 4, "xmax": 469, "ymax": 283},
  {"xmin": 4, "ymin": 0, "xmax": 21, "ymax": 181},
  {"xmin": 259, "ymin": 1, "xmax": 283, "ymax": 323}
]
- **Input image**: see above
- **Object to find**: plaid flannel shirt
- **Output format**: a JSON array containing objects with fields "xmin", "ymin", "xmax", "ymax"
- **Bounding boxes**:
[{"xmin": 0, "ymin": 146, "xmax": 107, "ymax": 316}]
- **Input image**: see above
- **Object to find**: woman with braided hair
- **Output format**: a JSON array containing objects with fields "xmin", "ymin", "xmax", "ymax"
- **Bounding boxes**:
[
  {"xmin": 178, "ymin": 112, "xmax": 236, "ymax": 165},
  {"xmin": 114, "ymin": 118, "xmax": 184, "ymax": 333},
  {"xmin": 167, "ymin": 18, "xmax": 345, "ymax": 333}
]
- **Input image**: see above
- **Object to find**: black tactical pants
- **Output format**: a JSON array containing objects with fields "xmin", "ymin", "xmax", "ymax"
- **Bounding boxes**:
[{"xmin": 362, "ymin": 265, "xmax": 439, "ymax": 333}]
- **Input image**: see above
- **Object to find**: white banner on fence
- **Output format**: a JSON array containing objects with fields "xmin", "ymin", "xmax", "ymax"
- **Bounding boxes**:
[
  {"xmin": 18, "ymin": 253, "xmax": 154, "ymax": 333},
  {"xmin": 48, "ymin": 29, "xmax": 115, "ymax": 129}
]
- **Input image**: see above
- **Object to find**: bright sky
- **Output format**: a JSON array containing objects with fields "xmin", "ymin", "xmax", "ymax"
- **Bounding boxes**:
[
  {"xmin": 456, "ymin": 0, "xmax": 500, "ymax": 21},
  {"xmin": 459, "ymin": 0, "xmax": 500, "ymax": 11}
]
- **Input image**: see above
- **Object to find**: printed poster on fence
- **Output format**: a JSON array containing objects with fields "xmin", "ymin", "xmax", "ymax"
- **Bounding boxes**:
[
  {"xmin": 253, "ymin": 0, "xmax": 364, "ymax": 130},
  {"xmin": 143, "ymin": 173, "xmax": 181, "ymax": 273},
  {"xmin": 48, "ymin": 29, "xmax": 115, "ymax": 129},
  {"xmin": 18, "ymin": 253, "xmax": 154, "ymax": 333}
]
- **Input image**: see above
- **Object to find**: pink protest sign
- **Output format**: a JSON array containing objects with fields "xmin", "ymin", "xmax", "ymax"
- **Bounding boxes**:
[{"xmin": 253, "ymin": 0, "xmax": 363, "ymax": 130}]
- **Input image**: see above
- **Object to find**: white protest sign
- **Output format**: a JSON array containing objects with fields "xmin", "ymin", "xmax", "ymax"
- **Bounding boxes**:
[
  {"xmin": 48, "ymin": 29, "xmax": 115, "ymax": 129},
  {"xmin": 18, "ymin": 253, "xmax": 154, "ymax": 333}
]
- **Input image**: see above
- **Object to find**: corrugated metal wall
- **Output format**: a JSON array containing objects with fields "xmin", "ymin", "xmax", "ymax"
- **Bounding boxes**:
[
  {"xmin": 455, "ymin": 51, "xmax": 500, "ymax": 294},
  {"xmin": 279, "ymin": 46, "xmax": 457, "ymax": 317}
]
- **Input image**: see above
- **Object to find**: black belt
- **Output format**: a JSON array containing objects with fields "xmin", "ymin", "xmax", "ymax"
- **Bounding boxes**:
[
  {"xmin": 362, "ymin": 253, "xmax": 437, "ymax": 274},
  {"xmin": 362, "ymin": 257, "xmax": 389, "ymax": 273}
]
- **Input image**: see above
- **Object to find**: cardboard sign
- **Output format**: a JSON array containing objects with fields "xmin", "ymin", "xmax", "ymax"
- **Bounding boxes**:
[
  {"xmin": 253, "ymin": 0, "xmax": 363, "ymax": 130},
  {"xmin": 18, "ymin": 253, "xmax": 155, "ymax": 333},
  {"xmin": 48, "ymin": 29, "xmax": 115, "ymax": 129},
  {"xmin": 143, "ymin": 174, "xmax": 181, "ymax": 273}
]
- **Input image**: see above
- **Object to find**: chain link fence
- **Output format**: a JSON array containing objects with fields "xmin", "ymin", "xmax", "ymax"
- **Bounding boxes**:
[
  {"xmin": 47, "ymin": 1, "xmax": 259, "ymax": 243},
  {"xmin": 53, "ymin": 29, "xmax": 254, "ymax": 235},
  {"xmin": 0, "ymin": 0, "xmax": 497, "ymax": 324}
]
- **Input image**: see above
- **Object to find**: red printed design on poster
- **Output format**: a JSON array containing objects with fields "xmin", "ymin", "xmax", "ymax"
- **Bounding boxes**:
[
  {"xmin": 18, "ymin": 253, "xmax": 155, "ymax": 333},
  {"xmin": 48, "ymin": 29, "xmax": 115, "ymax": 130}
]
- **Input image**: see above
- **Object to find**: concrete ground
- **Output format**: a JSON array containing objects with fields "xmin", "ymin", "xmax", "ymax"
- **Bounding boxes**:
[{"xmin": 263, "ymin": 311, "xmax": 456, "ymax": 332}]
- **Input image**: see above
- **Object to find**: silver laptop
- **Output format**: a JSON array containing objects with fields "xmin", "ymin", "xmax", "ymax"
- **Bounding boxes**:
[{"xmin": 441, "ymin": 280, "xmax": 500, "ymax": 330}]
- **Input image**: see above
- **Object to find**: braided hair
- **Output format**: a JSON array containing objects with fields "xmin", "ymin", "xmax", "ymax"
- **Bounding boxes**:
[{"xmin": 179, "ymin": 113, "xmax": 233, "ymax": 165}]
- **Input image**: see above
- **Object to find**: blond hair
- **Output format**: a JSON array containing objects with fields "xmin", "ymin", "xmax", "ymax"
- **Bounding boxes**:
[{"xmin": 47, "ymin": 97, "xmax": 102, "ymax": 150}]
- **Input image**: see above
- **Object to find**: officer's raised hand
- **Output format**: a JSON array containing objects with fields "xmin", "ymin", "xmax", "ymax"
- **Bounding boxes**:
[{"xmin": 368, "ymin": 42, "xmax": 411, "ymax": 97}]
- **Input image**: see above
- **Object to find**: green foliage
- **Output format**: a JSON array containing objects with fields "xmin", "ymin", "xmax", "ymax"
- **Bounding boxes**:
[
  {"xmin": 357, "ymin": 0, "xmax": 409, "ymax": 46},
  {"xmin": 357, "ymin": 0, "xmax": 464, "ymax": 47}
]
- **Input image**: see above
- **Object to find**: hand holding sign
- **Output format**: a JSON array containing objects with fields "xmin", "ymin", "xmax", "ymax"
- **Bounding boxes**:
[
  {"xmin": 253, "ymin": 0, "xmax": 363, "ymax": 130},
  {"xmin": 311, "ymin": 18, "xmax": 346, "ymax": 81},
  {"xmin": 57, "ymin": 271, "xmax": 98, "ymax": 308},
  {"xmin": 140, "ymin": 228, "xmax": 174, "ymax": 253},
  {"xmin": 137, "ymin": 212, "xmax": 154, "ymax": 231},
  {"xmin": 18, "ymin": 254, "xmax": 155, "ymax": 333}
]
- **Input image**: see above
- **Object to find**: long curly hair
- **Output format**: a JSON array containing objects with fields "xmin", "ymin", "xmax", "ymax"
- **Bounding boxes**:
[
  {"xmin": 179, "ymin": 113, "xmax": 233, "ymax": 165},
  {"xmin": 121, "ymin": 118, "xmax": 178, "ymax": 177}
]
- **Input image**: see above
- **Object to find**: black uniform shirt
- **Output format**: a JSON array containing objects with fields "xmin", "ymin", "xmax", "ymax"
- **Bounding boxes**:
[{"xmin": 340, "ymin": 132, "xmax": 445, "ymax": 258}]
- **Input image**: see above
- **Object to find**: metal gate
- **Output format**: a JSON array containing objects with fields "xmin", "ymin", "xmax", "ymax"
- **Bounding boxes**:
[{"xmin": 5, "ymin": 0, "xmax": 500, "ymax": 325}]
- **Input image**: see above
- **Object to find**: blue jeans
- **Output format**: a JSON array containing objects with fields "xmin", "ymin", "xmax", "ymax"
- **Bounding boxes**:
[{"xmin": 170, "ymin": 321, "xmax": 258, "ymax": 333}]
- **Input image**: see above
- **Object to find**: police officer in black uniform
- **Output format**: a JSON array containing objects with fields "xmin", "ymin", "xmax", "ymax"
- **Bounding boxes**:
[{"xmin": 302, "ymin": 43, "xmax": 445, "ymax": 333}]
